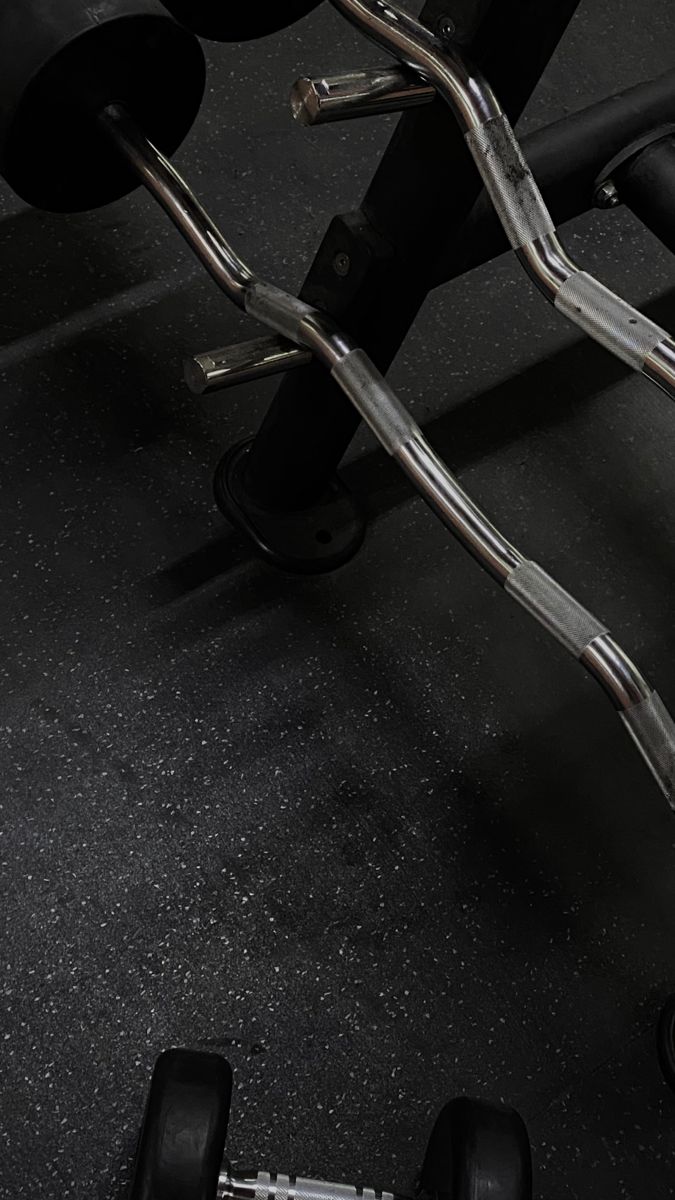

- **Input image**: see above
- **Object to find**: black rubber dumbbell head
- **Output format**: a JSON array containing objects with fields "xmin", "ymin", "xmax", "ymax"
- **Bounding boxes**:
[
  {"xmin": 160, "ymin": 0, "xmax": 324, "ymax": 42},
  {"xmin": 130, "ymin": 1048, "xmax": 233, "ymax": 1200},
  {"xmin": 0, "ymin": 0, "xmax": 206, "ymax": 212},
  {"xmin": 420, "ymin": 1096, "xmax": 533, "ymax": 1200}
]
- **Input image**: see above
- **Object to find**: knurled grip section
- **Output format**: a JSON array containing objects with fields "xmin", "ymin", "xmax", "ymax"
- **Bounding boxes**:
[
  {"xmin": 331, "ymin": 348, "xmax": 418, "ymax": 453},
  {"xmin": 621, "ymin": 692, "xmax": 675, "ymax": 808},
  {"xmin": 465, "ymin": 114, "xmax": 555, "ymax": 250},
  {"xmin": 231, "ymin": 1176, "xmax": 395, "ymax": 1200},
  {"xmin": 245, "ymin": 282, "xmax": 315, "ymax": 342},
  {"xmin": 555, "ymin": 272, "xmax": 667, "ymax": 370},
  {"xmin": 505, "ymin": 560, "xmax": 608, "ymax": 658}
]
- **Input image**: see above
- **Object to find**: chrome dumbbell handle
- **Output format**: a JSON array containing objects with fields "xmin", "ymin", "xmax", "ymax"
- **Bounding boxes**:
[
  {"xmin": 101, "ymin": 104, "xmax": 675, "ymax": 810},
  {"xmin": 220, "ymin": 1168, "xmax": 407, "ymax": 1200}
]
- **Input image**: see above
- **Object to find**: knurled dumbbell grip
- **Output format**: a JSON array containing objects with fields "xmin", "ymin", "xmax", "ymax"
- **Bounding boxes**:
[{"xmin": 220, "ymin": 1168, "xmax": 406, "ymax": 1200}]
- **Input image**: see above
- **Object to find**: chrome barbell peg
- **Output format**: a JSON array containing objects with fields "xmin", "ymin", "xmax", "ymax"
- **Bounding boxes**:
[
  {"xmin": 290, "ymin": 65, "xmax": 435, "ymax": 126},
  {"xmin": 185, "ymin": 336, "xmax": 313, "ymax": 395}
]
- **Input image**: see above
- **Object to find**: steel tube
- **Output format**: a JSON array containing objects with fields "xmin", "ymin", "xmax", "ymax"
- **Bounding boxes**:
[
  {"xmin": 102, "ymin": 104, "xmax": 675, "ymax": 808},
  {"xmin": 395, "ymin": 432, "xmax": 522, "ymax": 582},
  {"xmin": 101, "ymin": 105, "xmax": 254, "ymax": 307}
]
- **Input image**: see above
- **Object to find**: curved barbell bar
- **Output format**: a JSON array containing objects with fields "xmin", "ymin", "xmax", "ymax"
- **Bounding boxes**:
[
  {"xmin": 329, "ymin": 0, "xmax": 675, "ymax": 398},
  {"xmin": 101, "ymin": 105, "xmax": 675, "ymax": 808}
]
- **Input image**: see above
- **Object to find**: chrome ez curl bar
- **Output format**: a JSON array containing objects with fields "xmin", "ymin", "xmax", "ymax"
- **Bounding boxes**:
[
  {"xmin": 3, "ymin": 0, "xmax": 674, "ymax": 805},
  {"xmin": 329, "ymin": 0, "xmax": 675, "ymax": 395},
  {"xmin": 100, "ymin": 105, "xmax": 675, "ymax": 807}
]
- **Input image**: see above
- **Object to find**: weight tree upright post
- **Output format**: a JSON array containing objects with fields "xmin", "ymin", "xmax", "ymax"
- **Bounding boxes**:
[{"xmin": 216, "ymin": 0, "xmax": 582, "ymax": 572}]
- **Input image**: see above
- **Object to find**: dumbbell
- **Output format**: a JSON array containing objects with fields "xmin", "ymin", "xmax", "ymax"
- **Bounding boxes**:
[
  {"xmin": 159, "ymin": 0, "xmax": 325, "ymax": 43},
  {"xmin": 129, "ymin": 1048, "xmax": 533, "ymax": 1200}
]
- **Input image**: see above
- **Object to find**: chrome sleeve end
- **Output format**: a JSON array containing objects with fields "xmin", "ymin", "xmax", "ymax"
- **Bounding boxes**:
[
  {"xmin": 290, "ymin": 66, "xmax": 436, "ymax": 126},
  {"xmin": 620, "ymin": 691, "xmax": 675, "ymax": 810},
  {"xmin": 184, "ymin": 337, "xmax": 313, "ymax": 395},
  {"xmin": 290, "ymin": 76, "xmax": 324, "ymax": 125}
]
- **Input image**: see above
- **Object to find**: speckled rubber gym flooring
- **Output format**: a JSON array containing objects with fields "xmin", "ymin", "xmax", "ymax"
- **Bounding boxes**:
[{"xmin": 2, "ymin": 2, "xmax": 675, "ymax": 1197}]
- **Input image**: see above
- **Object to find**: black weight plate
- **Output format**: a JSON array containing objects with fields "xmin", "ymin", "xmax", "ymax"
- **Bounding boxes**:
[
  {"xmin": 657, "ymin": 995, "xmax": 675, "ymax": 1095},
  {"xmin": 420, "ymin": 1096, "xmax": 532, "ymax": 1200},
  {"xmin": 0, "ymin": 2, "xmax": 205, "ymax": 211},
  {"xmin": 130, "ymin": 1048, "xmax": 233, "ymax": 1200},
  {"xmin": 161, "ymin": 0, "xmax": 324, "ymax": 42}
]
